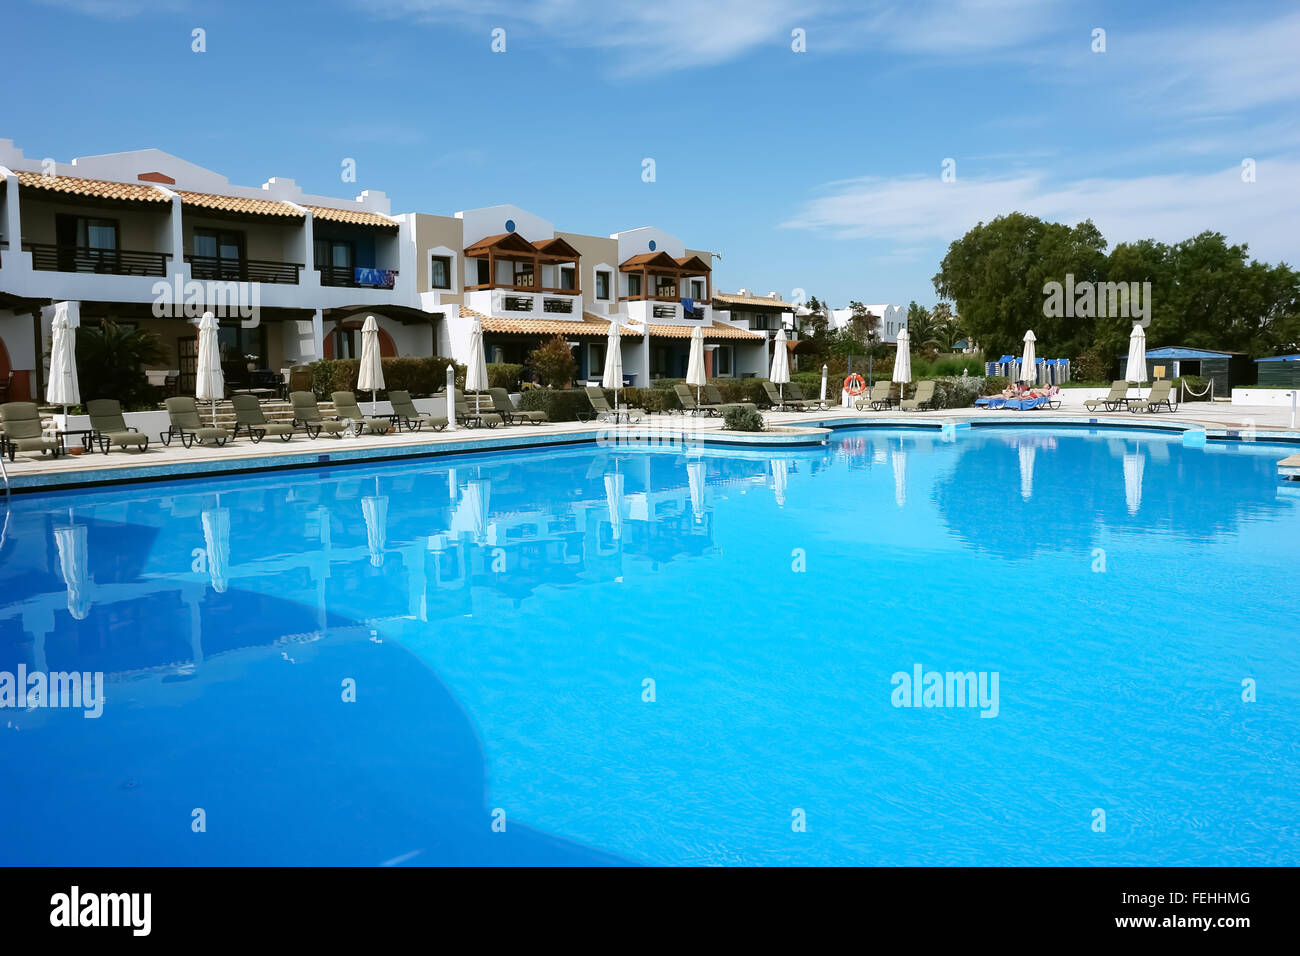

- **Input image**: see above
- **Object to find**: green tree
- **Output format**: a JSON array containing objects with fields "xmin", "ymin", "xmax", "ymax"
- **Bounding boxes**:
[
  {"xmin": 905, "ymin": 301, "xmax": 939, "ymax": 349},
  {"xmin": 527, "ymin": 335, "xmax": 578, "ymax": 388},
  {"xmin": 74, "ymin": 319, "xmax": 167, "ymax": 408},
  {"xmin": 931, "ymin": 302, "xmax": 963, "ymax": 350},
  {"xmin": 934, "ymin": 213, "xmax": 1108, "ymax": 359}
]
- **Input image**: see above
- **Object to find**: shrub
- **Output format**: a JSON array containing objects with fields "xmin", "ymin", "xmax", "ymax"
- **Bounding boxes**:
[
  {"xmin": 928, "ymin": 375, "xmax": 985, "ymax": 409},
  {"xmin": 487, "ymin": 363, "xmax": 525, "ymax": 391},
  {"xmin": 1174, "ymin": 375, "xmax": 1211, "ymax": 401},
  {"xmin": 528, "ymin": 335, "xmax": 577, "ymax": 388},
  {"xmin": 516, "ymin": 388, "xmax": 593, "ymax": 422},
  {"xmin": 722, "ymin": 406, "xmax": 765, "ymax": 431},
  {"xmin": 74, "ymin": 320, "xmax": 167, "ymax": 409},
  {"xmin": 1073, "ymin": 347, "xmax": 1110, "ymax": 384},
  {"xmin": 982, "ymin": 376, "xmax": 1010, "ymax": 394},
  {"xmin": 308, "ymin": 357, "xmax": 464, "ymax": 400}
]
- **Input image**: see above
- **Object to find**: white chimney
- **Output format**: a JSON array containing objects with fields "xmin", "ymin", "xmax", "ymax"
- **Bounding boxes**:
[
  {"xmin": 767, "ymin": 291, "xmax": 780, "ymax": 300},
  {"xmin": 738, "ymin": 288, "xmax": 750, "ymax": 296}
]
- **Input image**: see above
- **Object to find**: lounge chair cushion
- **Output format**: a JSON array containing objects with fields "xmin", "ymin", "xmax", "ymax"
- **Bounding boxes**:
[
  {"xmin": 102, "ymin": 430, "xmax": 148, "ymax": 447},
  {"xmin": 194, "ymin": 428, "xmax": 230, "ymax": 442}
]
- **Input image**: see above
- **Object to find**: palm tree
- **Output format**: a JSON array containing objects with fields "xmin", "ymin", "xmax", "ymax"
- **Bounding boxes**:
[
  {"xmin": 905, "ymin": 301, "xmax": 940, "ymax": 350},
  {"xmin": 75, "ymin": 319, "xmax": 167, "ymax": 408}
]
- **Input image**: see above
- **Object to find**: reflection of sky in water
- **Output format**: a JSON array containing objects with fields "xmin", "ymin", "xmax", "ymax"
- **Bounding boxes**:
[{"xmin": 1, "ymin": 430, "xmax": 1297, "ymax": 865}]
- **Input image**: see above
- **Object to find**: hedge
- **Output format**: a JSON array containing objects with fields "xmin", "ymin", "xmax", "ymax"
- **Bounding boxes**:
[
  {"xmin": 487, "ymin": 363, "xmax": 525, "ymax": 390},
  {"xmin": 308, "ymin": 357, "xmax": 465, "ymax": 400},
  {"xmin": 516, "ymin": 388, "xmax": 597, "ymax": 422}
]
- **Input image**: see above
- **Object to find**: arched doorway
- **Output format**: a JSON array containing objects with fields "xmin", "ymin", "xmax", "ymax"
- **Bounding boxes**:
[{"xmin": 324, "ymin": 319, "xmax": 397, "ymax": 360}]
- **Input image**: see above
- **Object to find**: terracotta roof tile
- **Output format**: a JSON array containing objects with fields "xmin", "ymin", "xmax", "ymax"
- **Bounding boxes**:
[
  {"xmin": 461, "ymin": 306, "xmax": 639, "ymax": 337},
  {"xmin": 304, "ymin": 204, "xmax": 398, "ymax": 229},
  {"xmin": 712, "ymin": 292, "xmax": 796, "ymax": 310},
  {"xmin": 176, "ymin": 190, "xmax": 303, "ymax": 218},
  {"xmin": 16, "ymin": 171, "xmax": 169, "ymax": 203},
  {"xmin": 647, "ymin": 321, "xmax": 765, "ymax": 341}
]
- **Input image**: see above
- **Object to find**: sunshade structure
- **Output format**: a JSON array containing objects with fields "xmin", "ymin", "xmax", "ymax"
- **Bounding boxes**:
[
  {"xmin": 1124, "ymin": 448, "xmax": 1145, "ymax": 516},
  {"xmin": 465, "ymin": 315, "xmax": 490, "ymax": 412},
  {"xmin": 362, "ymin": 493, "xmax": 388, "ymax": 567},
  {"xmin": 892, "ymin": 328, "xmax": 912, "ymax": 386},
  {"xmin": 195, "ymin": 311, "xmax": 224, "ymax": 426},
  {"xmin": 770, "ymin": 458, "xmax": 788, "ymax": 507},
  {"xmin": 686, "ymin": 325, "xmax": 707, "ymax": 407},
  {"xmin": 686, "ymin": 459, "xmax": 706, "ymax": 522},
  {"xmin": 769, "ymin": 327, "xmax": 791, "ymax": 404},
  {"xmin": 357, "ymin": 315, "xmax": 385, "ymax": 415},
  {"xmin": 201, "ymin": 506, "xmax": 230, "ymax": 593},
  {"xmin": 892, "ymin": 446, "xmax": 907, "ymax": 508},
  {"xmin": 602, "ymin": 319, "xmax": 624, "ymax": 410},
  {"xmin": 1125, "ymin": 323, "xmax": 1148, "ymax": 395},
  {"xmin": 1018, "ymin": 442, "xmax": 1035, "ymax": 501},
  {"xmin": 1019, "ymin": 330, "xmax": 1037, "ymax": 385},
  {"xmin": 820, "ymin": 364, "xmax": 829, "ymax": 405},
  {"xmin": 53, "ymin": 522, "xmax": 91, "ymax": 620},
  {"xmin": 46, "ymin": 302, "xmax": 80, "ymax": 414},
  {"xmin": 604, "ymin": 471, "xmax": 624, "ymax": 541}
]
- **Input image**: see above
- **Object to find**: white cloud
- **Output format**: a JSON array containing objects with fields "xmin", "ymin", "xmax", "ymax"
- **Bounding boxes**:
[{"xmin": 783, "ymin": 161, "xmax": 1300, "ymax": 265}]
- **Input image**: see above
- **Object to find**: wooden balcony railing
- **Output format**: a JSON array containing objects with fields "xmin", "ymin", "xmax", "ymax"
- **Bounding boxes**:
[
  {"xmin": 186, "ymin": 254, "xmax": 302, "ymax": 285},
  {"xmin": 24, "ymin": 242, "xmax": 171, "ymax": 277}
]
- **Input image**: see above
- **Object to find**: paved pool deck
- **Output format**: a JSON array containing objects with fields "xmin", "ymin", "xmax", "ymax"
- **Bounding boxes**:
[{"xmin": 4, "ymin": 397, "xmax": 1299, "ymax": 494}]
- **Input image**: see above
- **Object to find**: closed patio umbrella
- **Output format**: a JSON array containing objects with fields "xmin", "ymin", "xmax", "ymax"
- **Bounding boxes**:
[
  {"xmin": 770, "ymin": 457, "xmax": 788, "ymax": 507},
  {"xmin": 1019, "ymin": 330, "xmax": 1037, "ymax": 385},
  {"xmin": 195, "ymin": 311, "xmax": 224, "ymax": 427},
  {"xmin": 452, "ymin": 477, "xmax": 491, "ymax": 543},
  {"xmin": 892, "ymin": 327, "xmax": 912, "ymax": 388},
  {"xmin": 357, "ymin": 315, "xmax": 385, "ymax": 415},
  {"xmin": 1125, "ymin": 323, "xmax": 1147, "ymax": 397},
  {"xmin": 53, "ymin": 522, "xmax": 91, "ymax": 620},
  {"xmin": 1123, "ymin": 448, "xmax": 1145, "ymax": 516},
  {"xmin": 466, "ymin": 315, "xmax": 489, "ymax": 414},
  {"xmin": 686, "ymin": 459, "xmax": 705, "ymax": 522},
  {"xmin": 362, "ymin": 493, "xmax": 388, "ymax": 567},
  {"xmin": 770, "ymin": 327, "xmax": 791, "ymax": 404},
  {"xmin": 201, "ymin": 506, "xmax": 230, "ymax": 593},
  {"xmin": 686, "ymin": 325, "xmax": 706, "ymax": 408},
  {"xmin": 46, "ymin": 302, "xmax": 80, "ymax": 416},
  {"xmin": 602, "ymin": 319, "xmax": 624, "ymax": 413},
  {"xmin": 604, "ymin": 471, "xmax": 624, "ymax": 541},
  {"xmin": 891, "ymin": 446, "xmax": 907, "ymax": 508},
  {"xmin": 1018, "ymin": 441, "xmax": 1036, "ymax": 501}
]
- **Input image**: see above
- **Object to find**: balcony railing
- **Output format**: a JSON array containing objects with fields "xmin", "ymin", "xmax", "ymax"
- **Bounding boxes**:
[
  {"xmin": 316, "ymin": 264, "xmax": 399, "ymax": 289},
  {"xmin": 186, "ymin": 254, "xmax": 302, "ymax": 285},
  {"xmin": 24, "ymin": 242, "xmax": 171, "ymax": 277}
]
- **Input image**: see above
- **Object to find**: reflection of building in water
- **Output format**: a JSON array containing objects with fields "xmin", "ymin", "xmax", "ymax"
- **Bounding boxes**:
[{"xmin": 0, "ymin": 448, "xmax": 779, "ymax": 679}]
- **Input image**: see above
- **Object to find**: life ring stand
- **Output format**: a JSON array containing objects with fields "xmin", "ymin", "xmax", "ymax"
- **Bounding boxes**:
[{"xmin": 844, "ymin": 373, "xmax": 867, "ymax": 396}]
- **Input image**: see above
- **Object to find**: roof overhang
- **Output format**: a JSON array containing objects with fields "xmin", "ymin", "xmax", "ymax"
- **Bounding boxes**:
[{"xmin": 465, "ymin": 232, "xmax": 542, "ymax": 258}]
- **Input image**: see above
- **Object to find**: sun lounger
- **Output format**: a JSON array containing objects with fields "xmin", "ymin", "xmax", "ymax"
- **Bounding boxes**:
[
  {"xmin": 1128, "ymin": 380, "xmax": 1178, "ymax": 413},
  {"xmin": 704, "ymin": 384, "xmax": 757, "ymax": 415},
  {"xmin": 787, "ymin": 382, "xmax": 826, "ymax": 410},
  {"xmin": 855, "ymin": 381, "xmax": 895, "ymax": 411},
  {"xmin": 974, "ymin": 396, "xmax": 1006, "ymax": 409},
  {"xmin": 673, "ymin": 384, "xmax": 713, "ymax": 416},
  {"xmin": 762, "ymin": 381, "xmax": 811, "ymax": 410},
  {"xmin": 489, "ymin": 387, "xmax": 548, "ymax": 425},
  {"xmin": 900, "ymin": 380, "xmax": 938, "ymax": 411},
  {"xmin": 388, "ymin": 390, "xmax": 448, "ymax": 431},
  {"xmin": 0, "ymin": 402, "xmax": 63, "ymax": 460},
  {"xmin": 230, "ymin": 394, "xmax": 295, "ymax": 443},
  {"xmin": 290, "ymin": 391, "xmax": 350, "ymax": 439},
  {"xmin": 1002, "ymin": 395, "xmax": 1051, "ymax": 410},
  {"xmin": 454, "ymin": 390, "xmax": 503, "ymax": 428},
  {"xmin": 331, "ymin": 392, "xmax": 393, "ymax": 436},
  {"xmin": 162, "ymin": 397, "xmax": 231, "ymax": 448},
  {"xmin": 86, "ymin": 398, "xmax": 149, "ymax": 453},
  {"xmin": 1084, "ymin": 380, "xmax": 1130, "ymax": 412}
]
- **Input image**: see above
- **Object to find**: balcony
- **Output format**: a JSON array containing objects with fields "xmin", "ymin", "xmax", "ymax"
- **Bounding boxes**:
[
  {"xmin": 186, "ymin": 254, "xmax": 302, "ymax": 285},
  {"xmin": 23, "ymin": 242, "xmax": 171, "ymax": 277},
  {"xmin": 316, "ymin": 264, "xmax": 399, "ymax": 289}
]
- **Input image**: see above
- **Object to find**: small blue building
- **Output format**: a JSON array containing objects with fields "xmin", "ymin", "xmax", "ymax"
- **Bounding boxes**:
[
  {"xmin": 1255, "ymin": 354, "xmax": 1300, "ymax": 388},
  {"xmin": 1116, "ymin": 346, "xmax": 1252, "ymax": 394}
]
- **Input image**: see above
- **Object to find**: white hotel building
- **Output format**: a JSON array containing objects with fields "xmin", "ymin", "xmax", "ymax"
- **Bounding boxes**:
[{"xmin": 0, "ymin": 140, "xmax": 780, "ymax": 402}]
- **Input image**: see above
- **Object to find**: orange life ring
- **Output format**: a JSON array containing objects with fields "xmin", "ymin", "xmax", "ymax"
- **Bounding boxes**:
[{"xmin": 844, "ymin": 373, "xmax": 866, "ymax": 395}]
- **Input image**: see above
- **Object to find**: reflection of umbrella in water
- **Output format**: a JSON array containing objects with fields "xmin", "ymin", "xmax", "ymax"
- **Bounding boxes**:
[
  {"xmin": 452, "ymin": 478, "xmax": 491, "ymax": 542},
  {"xmin": 1123, "ymin": 448, "xmax": 1145, "ymax": 515},
  {"xmin": 362, "ymin": 494, "xmax": 389, "ymax": 567},
  {"xmin": 1018, "ymin": 442, "xmax": 1036, "ymax": 501},
  {"xmin": 770, "ymin": 457, "xmax": 788, "ymax": 506},
  {"xmin": 201, "ymin": 506, "xmax": 230, "ymax": 593},
  {"xmin": 891, "ymin": 448, "xmax": 907, "ymax": 508},
  {"xmin": 604, "ymin": 472, "xmax": 624, "ymax": 540},
  {"xmin": 54, "ymin": 523, "xmax": 91, "ymax": 620},
  {"xmin": 686, "ymin": 460, "xmax": 706, "ymax": 521}
]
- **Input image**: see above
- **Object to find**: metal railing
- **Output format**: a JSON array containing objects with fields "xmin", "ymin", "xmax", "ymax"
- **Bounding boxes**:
[
  {"xmin": 186, "ymin": 254, "xmax": 302, "ymax": 284},
  {"xmin": 315, "ymin": 264, "xmax": 399, "ymax": 288},
  {"xmin": 23, "ymin": 242, "xmax": 171, "ymax": 276}
]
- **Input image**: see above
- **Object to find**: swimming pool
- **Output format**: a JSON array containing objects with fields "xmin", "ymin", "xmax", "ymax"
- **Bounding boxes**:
[{"xmin": 2, "ymin": 426, "xmax": 1297, "ymax": 865}]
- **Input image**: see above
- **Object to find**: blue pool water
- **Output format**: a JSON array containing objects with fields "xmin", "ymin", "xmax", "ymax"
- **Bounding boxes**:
[{"xmin": 1, "ymin": 426, "xmax": 1298, "ymax": 866}]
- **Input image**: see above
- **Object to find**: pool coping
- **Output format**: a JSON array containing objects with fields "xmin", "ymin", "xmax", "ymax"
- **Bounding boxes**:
[{"xmin": 5, "ymin": 412, "xmax": 1300, "ymax": 494}]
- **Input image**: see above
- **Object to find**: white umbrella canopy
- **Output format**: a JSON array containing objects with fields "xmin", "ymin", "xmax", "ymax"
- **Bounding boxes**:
[
  {"xmin": 1125, "ymin": 323, "xmax": 1147, "ymax": 392},
  {"xmin": 362, "ymin": 494, "xmax": 388, "ymax": 567},
  {"xmin": 1020, "ymin": 330, "xmax": 1037, "ymax": 385},
  {"xmin": 686, "ymin": 459, "xmax": 706, "ymax": 522},
  {"xmin": 601, "ymin": 319, "xmax": 624, "ymax": 410},
  {"xmin": 465, "ymin": 316, "xmax": 490, "ymax": 400},
  {"xmin": 770, "ymin": 328, "xmax": 791, "ymax": 403},
  {"xmin": 452, "ymin": 478, "xmax": 491, "ymax": 543},
  {"xmin": 195, "ymin": 311, "xmax": 224, "ymax": 426},
  {"xmin": 686, "ymin": 325, "xmax": 707, "ymax": 406},
  {"xmin": 46, "ymin": 302, "xmax": 80, "ymax": 411},
  {"xmin": 1018, "ymin": 442, "xmax": 1036, "ymax": 501},
  {"xmin": 1123, "ymin": 448, "xmax": 1145, "ymax": 516},
  {"xmin": 892, "ymin": 327, "xmax": 912, "ymax": 384},
  {"xmin": 201, "ymin": 506, "xmax": 230, "ymax": 594},
  {"xmin": 603, "ymin": 472, "xmax": 624, "ymax": 541},
  {"xmin": 54, "ymin": 523, "xmax": 91, "ymax": 620},
  {"xmin": 891, "ymin": 447, "xmax": 907, "ymax": 508},
  {"xmin": 357, "ymin": 315, "xmax": 385, "ymax": 414},
  {"xmin": 770, "ymin": 458, "xmax": 788, "ymax": 507}
]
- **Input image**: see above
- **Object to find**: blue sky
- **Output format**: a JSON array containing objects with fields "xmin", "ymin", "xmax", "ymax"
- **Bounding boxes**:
[{"xmin": 6, "ymin": 0, "xmax": 1299, "ymax": 308}]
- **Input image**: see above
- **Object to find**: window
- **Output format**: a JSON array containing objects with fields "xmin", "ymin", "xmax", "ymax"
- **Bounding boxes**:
[
  {"xmin": 193, "ymin": 228, "xmax": 245, "ymax": 279},
  {"xmin": 477, "ymin": 259, "xmax": 490, "ymax": 286},
  {"xmin": 627, "ymin": 273, "xmax": 642, "ymax": 297},
  {"xmin": 691, "ymin": 280, "xmax": 704, "ymax": 300},
  {"xmin": 429, "ymin": 255, "xmax": 452, "ymax": 290},
  {"xmin": 595, "ymin": 271, "xmax": 611, "ymax": 300},
  {"xmin": 314, "ymin": 239, "xmax": 353, "ymax": 269},
  {"xmin": 715, "ymin": 345, "xmax": 733, "ymax": 377},
  {"xmin": 560, "ymin": 266, "xmax": 576, "ymax": 291},
  {"xmin": 55, "ymin": 215, "xmax": 120, "ymax": 271}
]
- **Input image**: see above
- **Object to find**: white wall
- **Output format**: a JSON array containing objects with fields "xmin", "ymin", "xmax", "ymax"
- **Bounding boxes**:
[
  {"xmin": 456, "ymin": 204, "xmax": 554, "ymax": 246},
  {"xmin": 1233, "ymin": 388, "xmax": 1299, "ymax": 407},
  {"xmin": 612, "ymin": 226, "xmax": 684, "ymax": 262}
]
